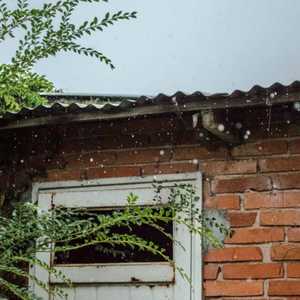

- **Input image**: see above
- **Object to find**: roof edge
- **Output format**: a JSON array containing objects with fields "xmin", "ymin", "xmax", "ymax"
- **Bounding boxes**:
[{"xmin": 1, "ymin": 90, "xmax": 300, "ymax": 130}]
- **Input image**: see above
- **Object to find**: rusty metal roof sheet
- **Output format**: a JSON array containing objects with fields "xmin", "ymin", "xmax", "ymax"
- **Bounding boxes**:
[{"xmin": 1, "ymin": 80, "xmax": 300, "ymax": 129}]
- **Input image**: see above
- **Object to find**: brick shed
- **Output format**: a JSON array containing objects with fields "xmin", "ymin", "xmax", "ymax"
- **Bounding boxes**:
[{"xmin": 1, "ymin": 81, "xmax": 300, "ymax": 299}]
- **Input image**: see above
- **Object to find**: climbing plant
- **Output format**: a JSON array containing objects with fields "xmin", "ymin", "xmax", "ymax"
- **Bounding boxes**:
[
  {"xmin": 0, "ymin": 0, "xmax": 137, "ymax": 114},
  {"xmin": 0, "ymin": 184, "xmax": 229, "ymax": 299}
]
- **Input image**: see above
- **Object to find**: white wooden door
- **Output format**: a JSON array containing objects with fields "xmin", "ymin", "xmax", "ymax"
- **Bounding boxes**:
[{"xmin": 32, "ymin": 173, "xmax": 202, "ymax": 300}]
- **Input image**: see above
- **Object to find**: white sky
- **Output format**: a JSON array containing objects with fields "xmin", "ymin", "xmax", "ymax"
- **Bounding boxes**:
[{"xmin": 2, "ymin": 0, "xmax": 300, "ymax": 96}]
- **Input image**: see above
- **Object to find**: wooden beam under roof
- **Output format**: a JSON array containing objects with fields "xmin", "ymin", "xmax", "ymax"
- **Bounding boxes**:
[{"xmin": 201, "ymin": 110, "xmax": 241, "ymax": 145}]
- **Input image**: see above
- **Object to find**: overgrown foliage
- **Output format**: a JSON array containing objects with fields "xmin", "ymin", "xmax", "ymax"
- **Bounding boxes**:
[
  {"xmin": 0, "ymin": 64, "xmax": 53, "ymax": 113},
  {"xmin": 0, "ymin": 184, "xmax": 229, "ymax": 300},
  {"xmin": 0, "ymin": 0, "xmax": 137, "ymax": 113}
]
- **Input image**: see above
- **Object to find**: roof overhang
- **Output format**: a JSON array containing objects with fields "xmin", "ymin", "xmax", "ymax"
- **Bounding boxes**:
[{"xmin": 1, "ymin": 90, "xmax": 300, "ymax": 131}]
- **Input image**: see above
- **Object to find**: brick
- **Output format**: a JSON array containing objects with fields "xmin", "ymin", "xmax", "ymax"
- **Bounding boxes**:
[
  {"xmin": 32, "ymin": 155, "xmax": 66, "ymax": 170},
  {"xmin": 228, "ymin": 212, "xmax": 257, "ymax": 227},
  {"xmin": 204, "ymin": 280, "xmax": 263, "ymax": 297},
  {"xmin": 232, "ymin": 140, "xmax": 287, "ymax": 157},
  {"xmin": 225, "ymin": 228, "xmax": 284, "ymax": 244},
  {"xmin": 86, "ymin": 166, "xmax": 140, "ymax": 179},
  {"xmin": 204, "ymin": 247, "xmax": 262, "ymax": 262},
  {"xmin": 272, "ymin": 244, "xmax": 300, "ymax": 261},
  {"xmin": 200, "ymin": 160, "xmax": 257, "ymax": 176},
  {"xmin": 64, "ymin": 116, "xmax": 178, "ymax": 137},
  {"xmin": 244, "ymin": 191, "xmax": 300, "ymax": 210},
  {"xmin": 290, "ymin": 139, "xmax": 300, "ymax": 154},
  {"xmin": 141, "ymin": 162, "xmax": 197, "ymax": 175},
  {"xmin": 260, "ymin": 157, "xmax": 300, "ymax": 172},
  {"xmin": 288, "ymin": 228, "xmax": 300, "ymax": 242},
  {"xmin": 204, "ymin": 194, "xmax": 240, "ymax": 210},
  {"xmin": 273, "ymin": 173, "xmax": 300, "ymax": 189},
  {"xmin": 288, "ymin": 125, "xmax": 300, "ymax": 137},
  {"xmin": 59, "ymin": 138, "xmax": 91, "ymax": 154},
  {"xmin": 116, "ymin": 149, "xmax": 172, "ymax": 164},
  {"xmin": 269, "ymin": 281, "xmax": 300, "ymax": 296},
  {"xmin": 64, "ymin": 152, "xmax": 116, "ymax": 168},
  {"xmin": 203, "ymin": 264, "xmax": 219, "ymax": 280},
  {"xmin": 212, "ymin": 176, "xmax": 272, "ymax": 193},
  {"xmin": 47, "ymin": 169, "xmax": 83, "ymax": 181},
  {"xmin": 0, "ymin": 174, "xmax": 8, "ymax": 189},
  {"xmin": 261, "ymin": 210, "xmax": 300, "ymax": 226},
  {"xmin": 61, "ymin": 134, "xmax": 155, "ymax": 153},
  {"xmin": 287, "ymin": 264, "xmax": 300, "ymax": 277},
  {"xmin": 221, "ymin": 298, "xmax": 282, "ymax": 300},
  {"xmin": 172, "ymin": 145, "xmax": 228, "ymax": 161},
  {"xmin": 223, "ymin": 263, "xmax": 283, "ymax": 279}
]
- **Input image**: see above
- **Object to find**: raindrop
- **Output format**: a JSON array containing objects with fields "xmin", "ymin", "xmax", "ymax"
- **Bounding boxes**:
[
  {"xmin": 171, "ymin": 96, "xmax": 178, "ymax": 106},
  {"xmin": 192, "ymin": 159, "xmax": 198, "ymax": 165},
  {"xmin": 294, "ymin": 102, "xmax": 300, "ymax": 111},
  {"xmin": 192, "ymin": 113, "xmax": 199, "ymax": 128},
  {"xmin": 235, "ymin": 122, "xmax": 242, "ymax": 129},
  {"xmin": 160, "ymin": 150, "xmax": 165, "ymax": 156},
  {"xmin": 217, "ymin": 124, "xmax": 225, "ymax": 132}
]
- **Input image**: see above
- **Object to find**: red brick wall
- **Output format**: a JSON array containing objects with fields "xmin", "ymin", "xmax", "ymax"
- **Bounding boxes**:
[
  {"xmin": 2, "ymin": 113, "xmax": 300, "ymax": 299},
  {"xmin": 203, "ymin": 138, "xmax": 300, "ymax": 299}
]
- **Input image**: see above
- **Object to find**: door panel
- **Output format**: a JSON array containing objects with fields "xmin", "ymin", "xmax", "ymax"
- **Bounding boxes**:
[
  {"xmin": 51, "ymin": 263, "xmax": 174, "ymax": 283},
  {"xmin": 33, "ymin": 173, "xmax": 202, "ymax": 300},
  {"xmin": 55, "ymin": 285, "xmax": 174, "ymax": 300}
]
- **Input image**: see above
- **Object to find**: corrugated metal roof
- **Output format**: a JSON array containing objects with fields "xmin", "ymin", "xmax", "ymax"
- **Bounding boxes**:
[{"xmin": 1, "ymin": 81, "xmax": 300, "ymax": 128}]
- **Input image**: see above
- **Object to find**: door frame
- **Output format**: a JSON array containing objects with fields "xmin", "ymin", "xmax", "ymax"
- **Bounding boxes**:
[{"xmin": 31, "ymin": 172, "xmax": 202, "ymax": 300}]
